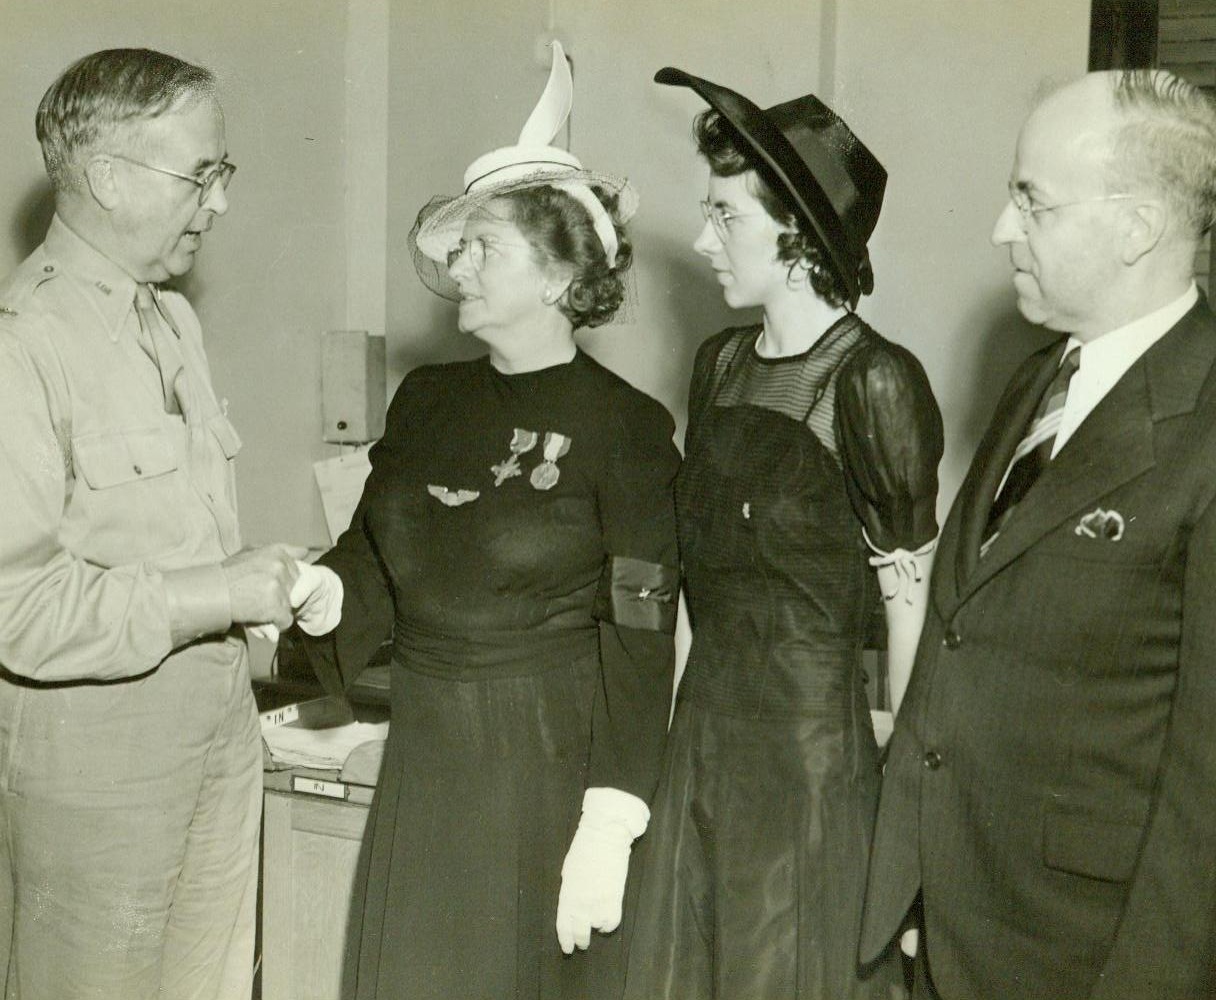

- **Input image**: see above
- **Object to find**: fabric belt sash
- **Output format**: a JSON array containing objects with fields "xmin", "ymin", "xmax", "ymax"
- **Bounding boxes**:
[{"xmin": 392, "ymin": 619, "xmax": 599, "ymax": 681}]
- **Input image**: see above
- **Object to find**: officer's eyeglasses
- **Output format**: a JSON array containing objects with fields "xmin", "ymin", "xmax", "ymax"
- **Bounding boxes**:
[{"xmin": 110, "ymin": 153, "xmax": 237, "ymax": 205}]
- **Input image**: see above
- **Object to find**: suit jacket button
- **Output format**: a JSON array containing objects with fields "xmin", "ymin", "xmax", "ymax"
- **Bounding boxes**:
[
  {"xmin": 942, "ymin": 629, "xmax": 961, "ymax": 649},
  {"xmin": 923, "ymin": 750, "xmax": 943, "ymax": 770}
]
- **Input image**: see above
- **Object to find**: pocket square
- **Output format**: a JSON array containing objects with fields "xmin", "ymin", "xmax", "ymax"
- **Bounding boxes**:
[
  {"xmin": 1074, "ymin": 507, "xmax": 1124, "ymax": 541},
  {"xmin": 427, "ymin": 484, "xmax": 480, "ymax": 507}
]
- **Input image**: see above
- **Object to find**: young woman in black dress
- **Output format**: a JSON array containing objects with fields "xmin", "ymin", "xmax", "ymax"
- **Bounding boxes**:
[{"xmin": 624, "ymin": 68, "xmax": 944, "ymax": 1000}]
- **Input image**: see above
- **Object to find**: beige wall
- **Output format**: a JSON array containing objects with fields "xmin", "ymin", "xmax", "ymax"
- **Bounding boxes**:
[
  {"xmin": 835, "ymin": 0, "xmax": 1089, "ymax": 505},
  {"xmin": 0, "ymin": 1, "xmax": 1090, "ymax": 547}
]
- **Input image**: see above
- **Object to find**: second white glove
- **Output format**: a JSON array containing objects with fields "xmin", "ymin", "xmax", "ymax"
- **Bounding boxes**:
[{"xmin": 555, "ymin": 787, "xmax": 649, "ymax": 955}]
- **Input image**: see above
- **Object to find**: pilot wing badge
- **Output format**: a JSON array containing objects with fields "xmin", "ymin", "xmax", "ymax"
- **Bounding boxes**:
[{"xmin": 427, "ymin": 484, "xmax": 481, "ymax": 507}]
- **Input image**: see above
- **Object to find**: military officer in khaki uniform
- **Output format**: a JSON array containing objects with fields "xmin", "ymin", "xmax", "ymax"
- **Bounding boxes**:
[{"xmin": 0, "ymin": 47, "xmax": 318, "ymax": 999}]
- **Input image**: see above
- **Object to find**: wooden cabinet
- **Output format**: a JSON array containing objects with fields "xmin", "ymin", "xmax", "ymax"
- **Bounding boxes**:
[
  {"xmin": 260, "ymin": 777, "xmax": 373, "ymax": 1000},
  {"xmin": 254, "ymin": 668, "xmax": 388, "ymax": 999}
]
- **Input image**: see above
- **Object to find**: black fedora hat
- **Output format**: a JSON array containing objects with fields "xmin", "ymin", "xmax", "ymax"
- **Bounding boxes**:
[{"xmin": 655, "ymin": 67, "xmax": 886, "ymax": 307}]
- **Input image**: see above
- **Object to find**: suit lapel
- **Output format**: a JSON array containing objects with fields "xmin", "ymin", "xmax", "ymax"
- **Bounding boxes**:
[
  {"xmin": 950, "ymin": 340, "xmax": 1067, "ymax": 598},
  {"xmin": 961, "ymin": 365, "xmax": 1154, "ymax": 596},
  {"xmin": 954, "ymin": 300, "xmax": 1216, "ymax": 604}
]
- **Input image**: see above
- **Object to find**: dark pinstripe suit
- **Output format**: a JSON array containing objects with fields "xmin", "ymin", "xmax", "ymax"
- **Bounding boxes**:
[{"xmin": 861, "ymin": 300, "xmax": 1216, "ymax": 999}]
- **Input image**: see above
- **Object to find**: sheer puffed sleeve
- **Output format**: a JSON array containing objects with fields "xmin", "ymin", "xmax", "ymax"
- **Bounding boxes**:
[
  {"xmin": 835, "ymin": 337, "xmax": 943, "ymax": 554},
  {"xmin": 588, "ymin": 390, "xmax": 681, "ymax": 800}
]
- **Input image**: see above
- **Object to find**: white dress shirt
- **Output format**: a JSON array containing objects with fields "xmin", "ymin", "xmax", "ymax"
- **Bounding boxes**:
[{"xmin": 1053, "ymin": 283, "xmax": 1199, "ymax": 457}]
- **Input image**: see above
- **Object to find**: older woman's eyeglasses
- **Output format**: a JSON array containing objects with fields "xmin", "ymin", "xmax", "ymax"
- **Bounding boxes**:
[
  {"xmin": 110, "ymin": 153, "xmax": 237, "ymax": 206},
  {"xmin": 700, "ymin": 199, "xmax": 764, "ymax": 240},
  {"xmin": 445, "ymin": 236, "xmax": 532, "ymax": 272},
  {"xmin": 1006, "ymin": 184, "xmax": 1133, "ymax": 227}
]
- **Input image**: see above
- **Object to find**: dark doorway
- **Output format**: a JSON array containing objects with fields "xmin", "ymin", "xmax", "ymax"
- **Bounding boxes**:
[{"xmin": 1090, "ymin": 0, "xmax": 1159, "ymax": 69}]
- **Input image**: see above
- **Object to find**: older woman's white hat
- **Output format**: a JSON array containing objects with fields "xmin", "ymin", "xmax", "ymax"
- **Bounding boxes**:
[{"xmin": 413, "ymin": 42, "xmax": 638, "ymax": 272}]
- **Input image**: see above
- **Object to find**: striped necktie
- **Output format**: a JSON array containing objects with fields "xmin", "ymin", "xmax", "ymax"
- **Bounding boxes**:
[
  {"xmin": 134, "ymin": 284, "xmax": 185, "ymax": 417},
  {"xmin": 983, "ymin": 345, "xmax": 1081, "ymax": 550}
]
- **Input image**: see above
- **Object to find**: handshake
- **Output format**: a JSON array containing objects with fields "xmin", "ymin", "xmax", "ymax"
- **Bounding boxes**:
[{"xmin": 222, "ymin": 546, "xmax": 343, "ymax": 643}]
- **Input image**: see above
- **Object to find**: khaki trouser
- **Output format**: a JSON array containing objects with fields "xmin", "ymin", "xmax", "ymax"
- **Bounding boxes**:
[{"xmin": 0, "ymin": 639, "xmax": 261, "ymax": 1000}]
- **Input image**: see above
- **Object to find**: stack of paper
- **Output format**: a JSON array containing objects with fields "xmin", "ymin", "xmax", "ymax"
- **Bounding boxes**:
[
  {"xmin": 313, "ymin": 446, "xmax": 374, "ymax": 543},
  {"xmin": 262, "ymin": 721, "xmax": 388, "ymax": 770}
]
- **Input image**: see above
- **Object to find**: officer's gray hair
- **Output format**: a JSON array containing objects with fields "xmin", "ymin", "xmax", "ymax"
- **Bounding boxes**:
[{"xmin": 36, "ymin": 48, "xmax": 215, "ymax": 194}]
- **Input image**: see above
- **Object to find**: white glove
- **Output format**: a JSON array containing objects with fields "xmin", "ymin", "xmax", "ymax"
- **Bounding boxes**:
[
  {"xmin": 248, "ymin": 561, "xmax": 343, "ymax": 642},
  {"xmin": 291, "ymin": 561, "xmax": 343, "ymax": 635},
  {"xmin": 555, "ymin": 787, "xmax": 649, "ymax": 955}
]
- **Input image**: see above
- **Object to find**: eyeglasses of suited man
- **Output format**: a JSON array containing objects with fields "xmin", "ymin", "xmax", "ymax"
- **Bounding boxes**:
[{"xmin": 1006, "ymin": 183, "xmax": 1133, "ymax": 228}]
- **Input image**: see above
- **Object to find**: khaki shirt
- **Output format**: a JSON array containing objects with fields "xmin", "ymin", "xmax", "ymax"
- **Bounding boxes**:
[{"xmin": 0, "ymin": 215, "xmax": 244, "ymax": 682}]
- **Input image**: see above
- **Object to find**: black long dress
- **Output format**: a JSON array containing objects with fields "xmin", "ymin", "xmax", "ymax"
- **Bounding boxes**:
[
  {"xmin": 305, "ymin": 350, "xmax": 680, "ymax": 1000},
  {"xmin": 624, "ymin": 317, "xmax": 943, "ymax": 1000}
]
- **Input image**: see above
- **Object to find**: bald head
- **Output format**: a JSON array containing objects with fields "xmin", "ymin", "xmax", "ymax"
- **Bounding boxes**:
[
  {"xmin": 1031, "ymin": 72, "xmax": 1120, "ymax": 146},
  {"xmin": 1020, "ymin": 75, "xmax": 1123, "ymax": 212},
  {"xmin": 1033, "ymin": 70, "xmax": 1216, "ymax": 244}
]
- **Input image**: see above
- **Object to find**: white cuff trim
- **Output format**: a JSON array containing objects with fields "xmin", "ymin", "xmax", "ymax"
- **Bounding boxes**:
[
  {"xmin": 863, "ymin": 528, "xmax": 937, "ymax": 604},
  {"xmin": 582, "ymin": 787, "xmax": 649, "ymax": 839}
]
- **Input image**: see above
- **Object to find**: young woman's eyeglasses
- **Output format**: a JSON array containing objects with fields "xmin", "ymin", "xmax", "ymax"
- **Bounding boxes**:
[
  {"xmin": 445, "ymin": 235, "xmax": 533, "ymax": 272},
  {"xmin": 700, "ymin": 199, "xmax": 765, "ymax": 240},
  {"xmin": 1006, "ymin": 184, "xmax": 1133, "ymax": 228},
  {"xmin": 109, "ymin": 153, "xmax": 237, "ymax": 205}
]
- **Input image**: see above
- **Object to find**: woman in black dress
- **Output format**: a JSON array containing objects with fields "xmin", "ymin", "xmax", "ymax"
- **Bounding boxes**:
[
  {"xmin": 303, "ymin": 44, "xmax": 679, "ymax": 1000},
  {"xmin": 623, "ymin": 69, "xmax": 944, "ymax": 999}
]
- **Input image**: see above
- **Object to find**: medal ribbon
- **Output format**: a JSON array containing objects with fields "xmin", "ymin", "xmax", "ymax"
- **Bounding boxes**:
[{"xmin": 540, "ymin": 431, "xmax": 570, "ymax": 463}]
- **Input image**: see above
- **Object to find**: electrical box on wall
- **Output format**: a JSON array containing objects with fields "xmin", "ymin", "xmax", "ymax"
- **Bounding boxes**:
[{"xmin": 321, "ymin": 330, "xmax": 386, "ymax": 444}]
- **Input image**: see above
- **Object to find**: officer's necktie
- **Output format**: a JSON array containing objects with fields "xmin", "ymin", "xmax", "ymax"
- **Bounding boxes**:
[
  {"xmin": 983, "ymin": 345, "xmax": 1081, "ymax": 552},
  {"xmin": 133, "ymin": 284, "xmax": 186, "ymax": 417},
  {"xmin": 133, "ymin": 284, "xmax": 223, "ymax": 531}
]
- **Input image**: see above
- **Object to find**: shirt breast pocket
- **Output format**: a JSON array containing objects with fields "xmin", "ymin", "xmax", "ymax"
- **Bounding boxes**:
[
  {"xmin": 69, "ymin": 428, "xmax": 184, "ymax": 562},
  {"xmin": 73, "ymin": 427, "xmax": 177, "ymax": 488}
]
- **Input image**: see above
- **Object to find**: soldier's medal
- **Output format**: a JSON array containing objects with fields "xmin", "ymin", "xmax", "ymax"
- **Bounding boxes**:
[
  {"xmin": 530, "ymin": 431, "xmax": 571, "ymax": 491},
  {"xmin": 491, "ymin": 427, "xmax": 538, "ymax": 486}
]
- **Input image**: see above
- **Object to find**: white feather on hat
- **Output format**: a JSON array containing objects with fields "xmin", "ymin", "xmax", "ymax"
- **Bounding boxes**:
[{"xmin": 413, "ymin": 41, "xmax": 638, "ymax": 268}]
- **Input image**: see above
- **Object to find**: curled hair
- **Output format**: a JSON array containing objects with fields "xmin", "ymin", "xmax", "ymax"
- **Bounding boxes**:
[
  {"xmin": 500, "ymin": 184, "xmax": 633, "ymax": 329},
  {"xmin": 693, "ymin": 108, "xmax": 864, "ymax": 308},
  {"xmin": 36, "ymin": 48, "xmax": 215, "ymax": 193},
  {"xmin": 1106, "ymin": 69, "xmax": 1216, "ymax": 240}
]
